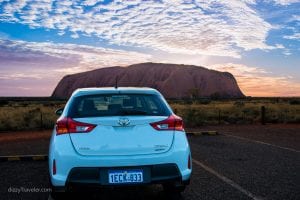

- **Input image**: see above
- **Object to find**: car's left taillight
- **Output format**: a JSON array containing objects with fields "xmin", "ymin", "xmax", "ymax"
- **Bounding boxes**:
[
  {"xmin": 150, "ymin": 114, "xmax": 184, "ymax": 131},
  {"xmin": 56, "ymin": 117, "xmax": 96, "ymax": 135}
]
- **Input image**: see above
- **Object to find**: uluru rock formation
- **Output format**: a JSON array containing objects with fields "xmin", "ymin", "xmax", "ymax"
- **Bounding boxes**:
[{"xmin": 52, "ymin": 62, "xmax": 244, "ymax": 99}]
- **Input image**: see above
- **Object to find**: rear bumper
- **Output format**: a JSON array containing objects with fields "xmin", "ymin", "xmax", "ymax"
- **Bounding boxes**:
[
  {"xmin": 49, "ymin": 131, "xmax": 192, "ymax": 187},
  {"xmin": 51, "ymin": 163, "xmax": 189, "ymax": 192}
]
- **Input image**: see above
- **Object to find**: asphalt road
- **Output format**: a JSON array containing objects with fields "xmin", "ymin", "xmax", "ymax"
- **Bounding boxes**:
[{"xmin": 0, "ymin": 127, "xmax": 299, "ymax": 200}]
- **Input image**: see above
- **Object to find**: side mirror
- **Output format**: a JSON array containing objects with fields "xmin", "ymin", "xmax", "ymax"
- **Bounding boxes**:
[{"xmin": 55, "ymin": 108, "xmax": 64, "ymax": 116}]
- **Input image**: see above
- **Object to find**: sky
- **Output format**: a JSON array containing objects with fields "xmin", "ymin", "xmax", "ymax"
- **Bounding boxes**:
[{"xmin": 0, "ymin": 0, "xmax": 299, "ymax": 97}]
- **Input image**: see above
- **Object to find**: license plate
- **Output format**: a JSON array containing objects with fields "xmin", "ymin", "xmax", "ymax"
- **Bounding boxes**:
[{"xmin": 108, "ymin": 169, "xmax": 143, "ymax": 184}]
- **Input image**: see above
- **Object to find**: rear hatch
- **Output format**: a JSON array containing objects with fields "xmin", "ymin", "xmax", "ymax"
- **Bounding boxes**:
[
  {"xmin": 66, "ymin": 93, "xmax": 175, "ymax": 156},
  {"xmin": 69, "ymin": 116, "xmax": 174, "ymax": 156}
]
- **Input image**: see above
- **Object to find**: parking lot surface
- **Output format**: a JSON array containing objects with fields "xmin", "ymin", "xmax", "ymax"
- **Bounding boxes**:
[{"xmin": 0, "ymin": 125, "xmax": 299, "ymax": 200}]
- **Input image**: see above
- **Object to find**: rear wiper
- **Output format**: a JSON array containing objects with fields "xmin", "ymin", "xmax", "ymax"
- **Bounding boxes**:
[{"xmin": 119, "ymin": 109, "xmax": 148, "ymax": 115}]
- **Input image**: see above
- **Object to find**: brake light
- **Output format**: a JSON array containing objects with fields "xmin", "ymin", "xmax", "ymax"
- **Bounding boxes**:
[
  {"xmin": 55, "ymin": 117, "xmax": 96, "ymax": 135},
  {"xmin": 150, "ymin": 114, "xmax": 184, "ymax": 131}
]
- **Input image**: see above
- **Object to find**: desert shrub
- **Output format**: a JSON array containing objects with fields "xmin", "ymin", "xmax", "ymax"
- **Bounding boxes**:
[
  {"xmin": 0, "ymin": 100, "xmax": 9, "ymax": 107},
  {"xmin": 43, "ymin": 102, "xmax": 57, "ymax": 107},
  {"xmin": 293, "ymin": 115, "xmax": 300, "ymax": 123},
  {"xmin": 23, "ymin": 108, "xmax": 41, "ymax": 129},
  {"xmin": 234, "ymin": 101, "xmax": 245, "ymax": 107},
  {"xmin": 289, "ymin": 100, "xmax": 300, "ymax": 105},
  {"xmin": 196, "ymin": 99, "xmax": 211, "ymax": 104},
  {"xmin": 183, "ymin": 108, "xmax": 206, "ymax": 127},
  {"xmin": 0, "ymin": 99, "xmax": 299, "ymax": 131},
  {"xmin": 210, "ymin": 92, "xmax": 221, "ymax": 100},
  {"xmin": 18, "ymin": 102, "xmax": 29, "ymax": 107},
  {"xmin": 184, "ymin": 100, "xmax": 193, "ymax": 105},
  {"xmin": 0, "ymin": 118, "xmax": 12, "ymax": 130},
  {"xmin": 0, "ymin": 103, "xmax": 63, "ymax": 131},
  {"xmin": 40, "ymin": 107, "xmax": 60, "ymax": 129},
  {"xmin": 265, "ymin": 110, "xmax": 279, "ymax": 123}
]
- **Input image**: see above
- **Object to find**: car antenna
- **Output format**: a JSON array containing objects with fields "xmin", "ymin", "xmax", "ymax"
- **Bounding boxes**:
[{"xmin": 115, "ymin": 76, "xmax": 118, "ymax": 89}]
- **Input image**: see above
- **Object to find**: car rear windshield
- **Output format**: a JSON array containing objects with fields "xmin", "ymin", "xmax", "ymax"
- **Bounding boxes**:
[{"xmin": 68, "ymin": 93, "xmax": 171, "ymax": 118}]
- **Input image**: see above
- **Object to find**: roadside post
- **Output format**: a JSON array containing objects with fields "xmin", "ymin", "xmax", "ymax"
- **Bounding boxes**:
[{"xmin": 261, "ymin": 106, "xmax": 265, "ymax": 125}]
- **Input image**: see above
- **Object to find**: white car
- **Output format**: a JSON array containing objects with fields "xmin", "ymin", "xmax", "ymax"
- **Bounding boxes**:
[{"xmin": 49, "ymin": 87, "xmax": 192, "ymax": 198}]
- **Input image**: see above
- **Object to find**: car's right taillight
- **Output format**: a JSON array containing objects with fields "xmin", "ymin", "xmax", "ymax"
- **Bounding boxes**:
[
  {"xmin": 56, "ymin": 117, "xmax": 96, "ymax": 135},
  {"xmin": 150, "ymin": 114, "xmax": 184, "ymax": 131}
]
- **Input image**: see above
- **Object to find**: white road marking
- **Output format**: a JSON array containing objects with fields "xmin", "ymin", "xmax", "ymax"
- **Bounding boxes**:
[
  {"xmin": 222, "ymin": 133, "xmax": 300, "ymax": 153},
  {"xmin": 192, "ymin": 159, "xmax": 263, "ymax": 200}
]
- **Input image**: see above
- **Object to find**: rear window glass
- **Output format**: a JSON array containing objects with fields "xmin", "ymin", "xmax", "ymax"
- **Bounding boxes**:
[{"xmin": 68, "ymin": 94, "xmax": 171, "ymax": 118}]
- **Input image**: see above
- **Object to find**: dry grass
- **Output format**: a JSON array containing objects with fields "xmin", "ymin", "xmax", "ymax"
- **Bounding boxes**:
[
  {"xmin": 0, "ymin": 101, "xmax": 65, "ymax": 131},
  {"xmin": 171, "ymin": 99, "xmax": 300, "ymax": 127},
  {"xmin": 0, "ymin": 98, "xmax": 299, "ymax": 131}
]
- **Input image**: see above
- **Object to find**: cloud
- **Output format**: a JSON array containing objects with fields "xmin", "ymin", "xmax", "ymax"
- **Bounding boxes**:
[
  {"xmin": 82, "ymin": 0, "xmax": 104, "ymax": 6},
  {"xmin": 70, "ymin": 32, "xmax": 79, "ymax": 39},
  {"xmin": 0, "ymin": 73, "xmax": 43, "ymax": 80},
  {"xmin": 283, "ymin": 33, "xmax": 300, "ymax": 40},
  {"xmin": 0, "ymin": 39, "xmax": 151, "ymax": 70},
  {"xmin": 209, "ymin": 63, "xmax": 300, "ymax": 96},
  {"xmin": 287, "ymin": 15, "xmax": 300, "ymax": 22},
  {"xmin": 0, "ymin": 0, "xmax": 278, "ymax": 58},
  {"xmin": 0, "ymin": 38, "xmax": 298, "ymax": 96},
  {"xmin": 282, "ymin": 14, "xmax": 300, "ymax": 41},
  {"xmin": 272, "ymin": 0, "xmax": 300, "ymax": 5},
  {"xmin": 0, "ymin": 38, "xmax": 151, "ymax": 96}
]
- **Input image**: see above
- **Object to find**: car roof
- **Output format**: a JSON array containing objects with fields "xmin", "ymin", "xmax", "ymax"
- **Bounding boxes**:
[{"xmin": 72, "ymin": 87, "xmax": 161, "ymax": 97}]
